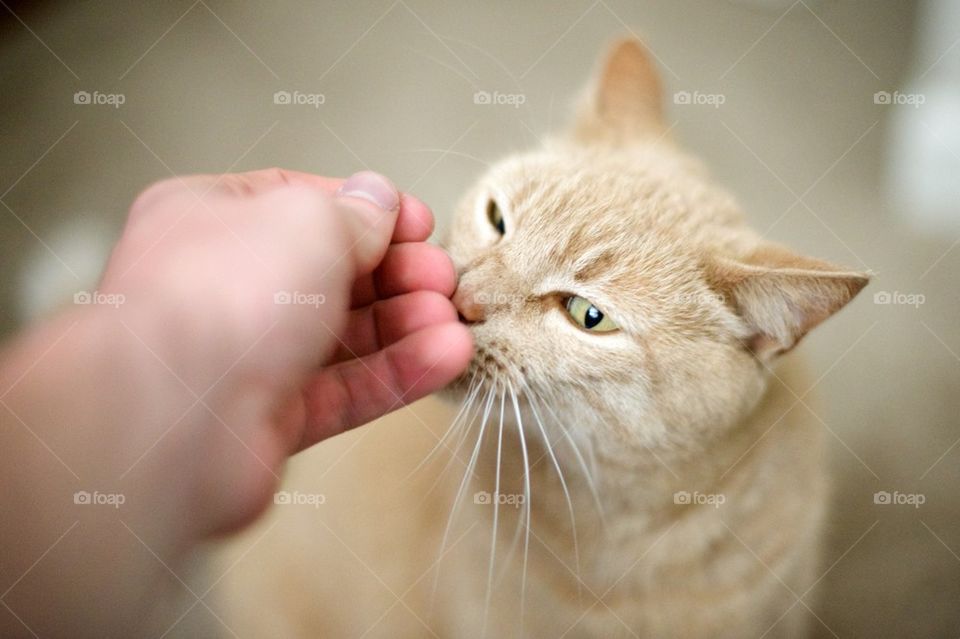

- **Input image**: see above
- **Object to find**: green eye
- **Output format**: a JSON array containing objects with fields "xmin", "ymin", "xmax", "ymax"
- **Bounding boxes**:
[
  {"xmin": 564, "ymin": 296, "xmax": 618, "ymax": 332},
  {"xmin": 487, "ymin": 199, "xmax": 505, "ymax": 235}
]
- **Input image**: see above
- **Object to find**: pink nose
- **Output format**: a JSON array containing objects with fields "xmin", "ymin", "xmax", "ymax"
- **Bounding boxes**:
[{"xmin": 452, "ymin": 287, "xmax": 485, "ymax": 324}]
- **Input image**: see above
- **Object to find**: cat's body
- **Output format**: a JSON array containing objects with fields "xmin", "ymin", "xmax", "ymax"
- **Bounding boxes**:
[
  {"xmin": 432, "ymin": 364, "xmax": 826, "ymax": 639},
  {"xmin": 203, "ymin": 38, "xmax": 866, "ymax": 639},
  {"xmin": 211, "ymin": 363, "xmax": 822, "ymax": 639}
]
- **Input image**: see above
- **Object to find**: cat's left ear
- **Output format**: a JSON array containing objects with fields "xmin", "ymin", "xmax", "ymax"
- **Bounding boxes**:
[
  {"xmin": 706, "ymin": 244, "xmax": 870, "ymax": 361},
  {"xmin": 571, "ymin": 37, "xmax": 667, "ymax": 145}
]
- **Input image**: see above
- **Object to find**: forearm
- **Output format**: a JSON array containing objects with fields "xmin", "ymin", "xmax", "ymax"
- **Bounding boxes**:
[
  {"xmin": 0, "ymin": 305, "xmax": 213, "ymax": 637},
  {"xmin": 0, "ymin": 168, "xmax": 465, "ymax": 636}
]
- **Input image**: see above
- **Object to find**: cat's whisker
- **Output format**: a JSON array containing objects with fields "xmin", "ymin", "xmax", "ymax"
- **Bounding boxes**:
[
  {"xmin": 418, "ymin": 391, "xmax": 484, "ymax": 503},
  {"xmin": 404, "ymin": 372, "xmax": 480, "ymax": 483},
  {"xmin": 542, "ymin": 385, "xmax": 599, "ymax": 481},
  {"xmin": 508, "ymin": 381, "xmax": 532, "ymax": 633},
  {"xmin": 584, "ymin": 432, "xmax": 599, "ymax": 483},
  {"xmin": 481, "ymin": 387, "xmax": 506, "ymax": 639},
  {"xmin": 539, "ymin": 387, "xmax": 606, "ymax": 527},
  {"xmin": 528, "ymin": 392, "xmax": 582, "ymax": 600},
  {"xmin": 494, "ymin": 481, "xmax": 526, "ymax": 586},
  {"xmin": 411, "ymin": 377, "xmax": 484, "ymax": 501},
  {"xmin": 430, "ymin": 379, "xmax": 498, "ymax": 610}
]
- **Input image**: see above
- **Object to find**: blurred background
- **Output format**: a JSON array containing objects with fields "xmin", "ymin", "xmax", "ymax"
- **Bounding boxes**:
[{"xmin": 1, "ymin": 0, "xmax": 958, "ymax": 636}]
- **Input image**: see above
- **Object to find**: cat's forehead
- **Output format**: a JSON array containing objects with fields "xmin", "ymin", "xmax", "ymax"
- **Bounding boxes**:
[{"xmin": 483, "ymin": 147, "xmax": 746, "ymax": 261}]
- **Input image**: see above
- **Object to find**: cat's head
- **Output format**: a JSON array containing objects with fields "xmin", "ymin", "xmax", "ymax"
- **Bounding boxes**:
[{"xmin": 443, "ymin": 39, "xmax": 867, "ymax": 451}]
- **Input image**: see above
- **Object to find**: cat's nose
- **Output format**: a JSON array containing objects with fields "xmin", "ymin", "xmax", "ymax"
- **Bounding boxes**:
[{"xmin": 452, "ymin": 286, "xmax": 485, "ymax": 324}]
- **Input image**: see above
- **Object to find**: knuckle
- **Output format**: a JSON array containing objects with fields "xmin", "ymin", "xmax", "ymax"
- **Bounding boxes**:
[
  {"xmin": 263, "ymin": 184, "xmax": 345, "ymax": 250},
  {"xmin": 129, "ymin": 178, "xmax": 181, "ymax": 218}
]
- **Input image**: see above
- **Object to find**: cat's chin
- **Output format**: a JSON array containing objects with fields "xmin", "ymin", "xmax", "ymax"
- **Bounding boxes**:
[{"xmin": 438, "ymin": 373, "xmax": 473, "ymax": 404}]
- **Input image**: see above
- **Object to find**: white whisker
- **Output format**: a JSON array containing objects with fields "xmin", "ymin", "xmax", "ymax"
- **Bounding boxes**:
[
  {"xmin": 528, "ymin": 392, "xmax": 582, "ymax": 599},
  {"xmin": 508, "ymin": 381, "xmax": 532, "ymax": 633},
  {"xmin": 405, "ymin": 372, "xmax": 480, "ymax": 482},
  {"xmin": 539, "ymin": 387, "xmax": 606, "ymax": 526},
  {"xmin": 431, "ymin": 381, "xmax": 497, "ymax": 609},
  {"xmin": 481, "ymin": 388, "xmax": 506, "ymax": 638},
  {"xmin": 416, "ymin": 381, "xmax": 487, "ymax": 502}
]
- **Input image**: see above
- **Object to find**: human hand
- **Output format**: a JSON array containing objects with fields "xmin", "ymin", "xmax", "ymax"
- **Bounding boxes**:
[{"xmin": 97, "ymin": 168, "xmax": 472, "ymax": 533}]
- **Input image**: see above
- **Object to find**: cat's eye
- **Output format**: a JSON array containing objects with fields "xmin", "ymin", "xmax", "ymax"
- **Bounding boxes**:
[
  {"xmin": 486, "ymin": 199, "xmax": 505, "ymax": 235},
  {"xmin": 564, "ymin": 296, "xmax": 618, "ymax": 333}
]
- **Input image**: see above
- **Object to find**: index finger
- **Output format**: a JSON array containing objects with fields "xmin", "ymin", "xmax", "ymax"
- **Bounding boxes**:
[
  {"xmin": 135, "ymin": 168, "xmax": 434, "ymax": 243},
  {"xmin": 231, "ymin": 168, "xmax": 435, "ymax": 243}
]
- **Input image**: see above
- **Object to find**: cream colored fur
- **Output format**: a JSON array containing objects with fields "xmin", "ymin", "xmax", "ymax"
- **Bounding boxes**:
[{"xmin": 203, "ymin": 38, "xmax": 868, "ymax": 639}]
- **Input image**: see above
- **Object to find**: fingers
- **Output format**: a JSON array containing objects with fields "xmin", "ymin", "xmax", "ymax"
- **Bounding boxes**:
[
  {"xmin": 252, "ymin": 170, "xmax": 434, "ymax": 242},
  {"xmin": 395, "ymin": 192, "xmax": 435, "ymax": 242},
  {"xmin": 131, "ymin": 169, "xmax": 434, "ymax": 244},
  {"xmin": 253, "ymin": 170, "xmax": 433, "ymax": 242},
  {"xmin": 350, "ymin": 242, "xmax": 457, "ymax": 308},
  {"xmin": 262, "ymin": 171, "xmax": 433, "ymax": 242},
  {"xmin": 376, "ymin": 242, "xmax": 457, "ymax": 298},
  {"xmin": 329, "ymin": 171, "xmax": 402, "ymax": 275},
  {"xmin": 332, "ymin": 290, "xmax": 458, "ymax": 362},
  {"xmin": 298, "ymin": 322, "xmax": 474, "ymax": 449}
]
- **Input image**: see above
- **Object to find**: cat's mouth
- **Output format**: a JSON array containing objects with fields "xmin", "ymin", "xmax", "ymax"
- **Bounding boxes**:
[
  {"xmin": 471, "ymin": 344, "xmax": 510, "ymax": 378},
  {"xmin": 445, "ymin": 340, "xmax": 526, "ymax": 398}
]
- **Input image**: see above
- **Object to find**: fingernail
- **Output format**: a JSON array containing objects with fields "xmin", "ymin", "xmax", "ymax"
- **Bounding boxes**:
[{"xmin": 337, "ymin": 171, "xmax": 399, "ymax": 211}]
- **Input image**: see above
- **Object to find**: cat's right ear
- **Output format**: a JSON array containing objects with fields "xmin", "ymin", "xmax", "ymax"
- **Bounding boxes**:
[
  {"xmin": 705, "ymin": 244, "xmax": 870, "ymax": 362},
  {"xmin": 570, "ymin": 38, "xmax": 667, "ymax": 146}
]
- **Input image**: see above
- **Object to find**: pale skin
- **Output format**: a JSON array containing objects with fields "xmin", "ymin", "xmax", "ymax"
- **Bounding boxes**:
[{"xmin": 0, "ymin": 169, "xmax": 473, "ymax": 637}]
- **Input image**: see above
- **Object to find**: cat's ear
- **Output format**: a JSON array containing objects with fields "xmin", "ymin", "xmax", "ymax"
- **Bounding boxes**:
[
  {"xmin": 706, "ymin": 244, "xmax": 870, "ymax": 361},
  {"xmin": 571, "ymin": 38, "xmax": 667, "ymax": 145}
]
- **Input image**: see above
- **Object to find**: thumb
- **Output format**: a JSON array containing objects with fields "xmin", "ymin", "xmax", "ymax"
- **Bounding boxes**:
[{"xmin": 334, "ymin": 171, "xmax": 401, "ymax": 275}]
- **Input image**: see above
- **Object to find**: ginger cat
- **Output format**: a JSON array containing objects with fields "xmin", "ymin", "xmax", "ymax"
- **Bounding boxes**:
[{"xmin": 201, "ymin": 38, "xmax": 868, "ymax": 639}]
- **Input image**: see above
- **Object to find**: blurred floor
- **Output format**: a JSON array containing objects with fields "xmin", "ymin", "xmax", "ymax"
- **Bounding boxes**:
[{"xmin": 1, "ymin": 1, "xmax": 958, "ymax": 637}]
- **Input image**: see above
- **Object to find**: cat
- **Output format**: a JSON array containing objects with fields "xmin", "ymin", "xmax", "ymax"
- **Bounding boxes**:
[{"xmin": 202, "ymin": 38, "xmax": 868, "ymax": 639}]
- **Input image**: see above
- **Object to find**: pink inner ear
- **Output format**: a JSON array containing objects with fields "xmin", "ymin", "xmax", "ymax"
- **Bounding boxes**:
[
  {"xmin": 706, "ymin": 249, "xmax": 869, "ymax": 361},
  {"xmin": 597, "ymin": 38, "xmax": 663, "ymax": 125},
  {"xmin": 571, "ymin": 37, "xmax": 668, "ymax": 145}
]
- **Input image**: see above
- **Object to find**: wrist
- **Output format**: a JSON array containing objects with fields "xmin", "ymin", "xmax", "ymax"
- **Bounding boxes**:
[{"xmin": 5, "ymin": 302, "xmax": 223, "ymax": 544}]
